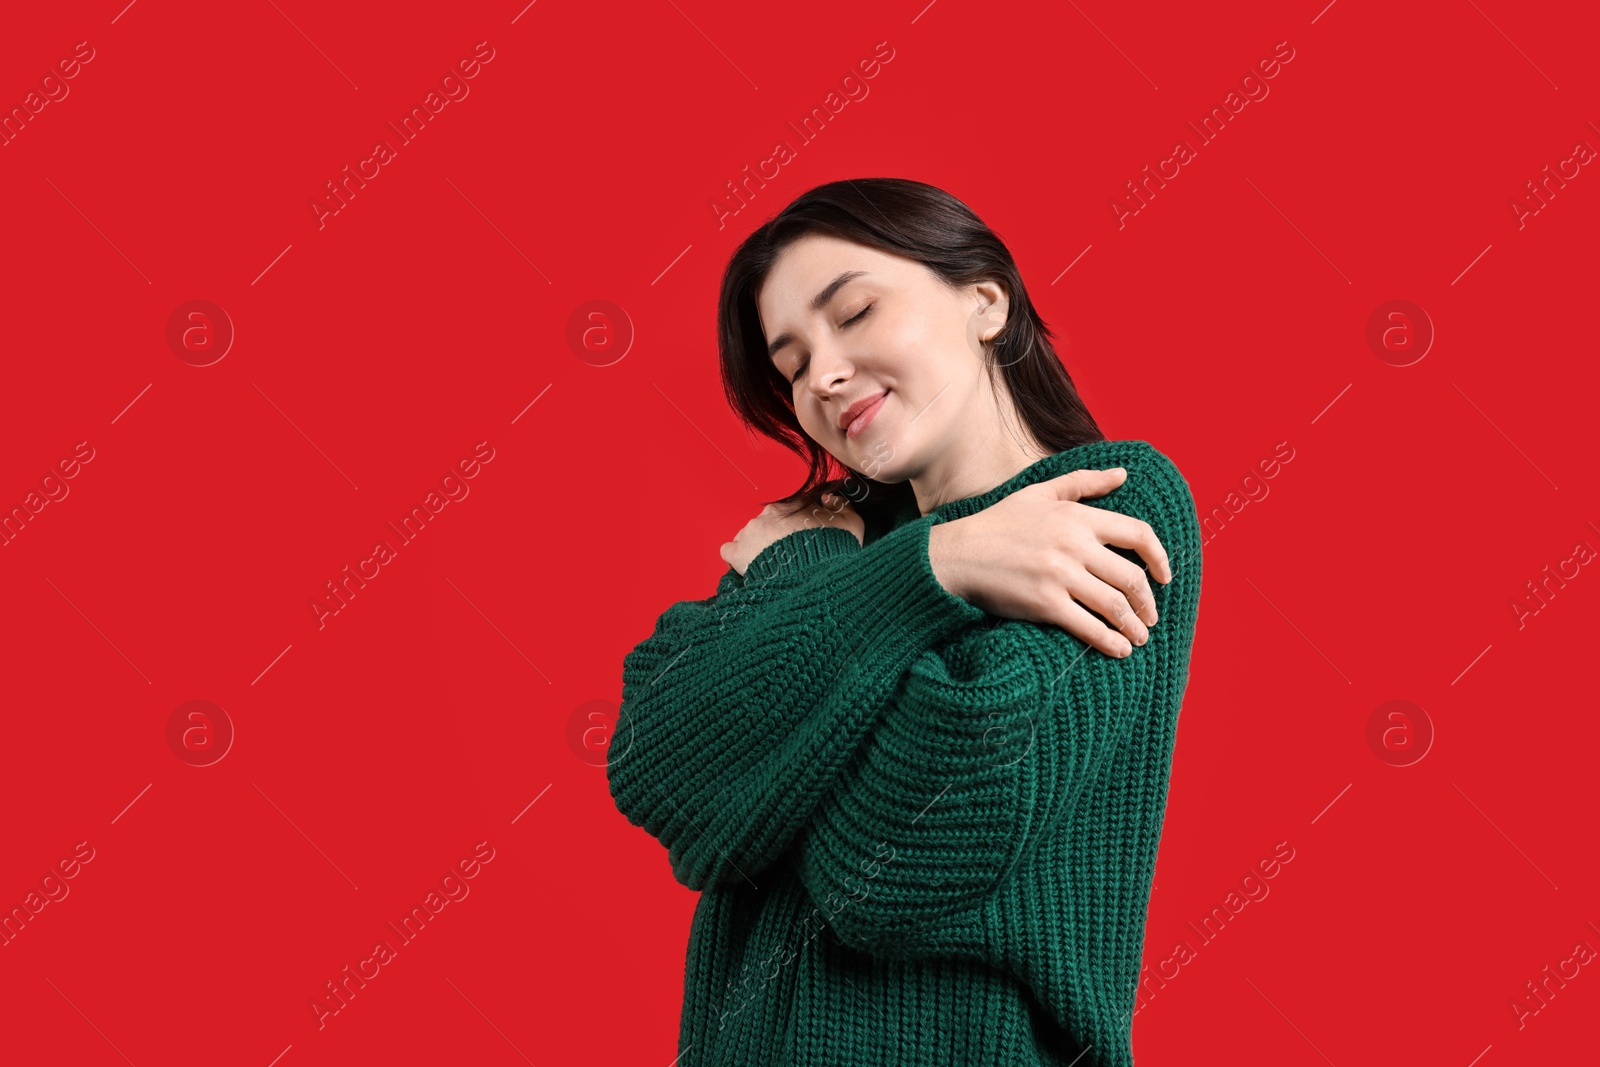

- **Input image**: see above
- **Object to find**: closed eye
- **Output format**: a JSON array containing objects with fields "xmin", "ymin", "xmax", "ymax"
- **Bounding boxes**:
[{"xmin": 787, "ymin": 302, "xmax": 874, "ymax": 386}]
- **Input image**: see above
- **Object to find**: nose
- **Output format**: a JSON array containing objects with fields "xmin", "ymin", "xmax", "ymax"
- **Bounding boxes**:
[{"xmin": 801, "ymin": 338, "xmax": 854, "ymax": 402}]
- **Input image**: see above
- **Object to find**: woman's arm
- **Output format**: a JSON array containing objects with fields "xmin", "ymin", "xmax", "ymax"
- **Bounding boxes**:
[
  {"xmin": 608, "ymin": 442, "xmax": 1200, "ymax": 899},
  {"xmin": 608, "ymin": 511, "xmax": 985, "ymax": 890},
  {"xmin": 790, "ymin": 448, "xmax": 1202, "ymax": 959},
  {"xmin": 723, "ymin": 465, "xmax": 1171, "ymax": 659}
]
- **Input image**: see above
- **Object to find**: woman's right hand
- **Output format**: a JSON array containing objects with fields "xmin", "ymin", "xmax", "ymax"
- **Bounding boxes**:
[
  {"xmin": 720, "ymin": 492, "xmax": 865, "ymax": 577},
  {"xmin": 926, "ymin": 467, "xmax": 1173, "ymax": 658}
]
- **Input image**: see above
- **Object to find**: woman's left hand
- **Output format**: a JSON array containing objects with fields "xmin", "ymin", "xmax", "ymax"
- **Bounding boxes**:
[{"xmin": 720, "ymin": 494, "xmax": 865, "ymax": 576}]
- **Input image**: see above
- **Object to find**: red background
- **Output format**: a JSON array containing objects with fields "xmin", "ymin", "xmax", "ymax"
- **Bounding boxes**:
[{"xmin": 2, "ymin": 1, "xmax": 1596, "ymax": 1064}]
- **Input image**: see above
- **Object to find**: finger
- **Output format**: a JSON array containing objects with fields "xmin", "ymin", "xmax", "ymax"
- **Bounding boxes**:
[
  {"xmin": 1064, "ymin": 565, "xmax": 1151, "ymax": 647},
  {"xmin": 1048, "ymin": 595, "xmax": 1135, "ymax": 658},
  {"xmin": 1079, "ymin": 544, "xmax": 1160, "ymax": 627},
  {"xmin": 1044, "ymin": 467, "xmax": 1127, "ymax": 502},
  {"xmin": 1083, "ymin": 507, "xmax": 1172, "ymax": 586}
]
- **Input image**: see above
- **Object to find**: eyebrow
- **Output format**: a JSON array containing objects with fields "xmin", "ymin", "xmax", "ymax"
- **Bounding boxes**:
[{"xmin": 766, "ymin": 270, "xmax": 870, "ymax": 360}]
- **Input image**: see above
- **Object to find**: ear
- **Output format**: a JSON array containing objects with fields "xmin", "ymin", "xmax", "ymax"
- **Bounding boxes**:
[{"xmin": 972, "ymin": 279, "xmax": 1011, "ymax": 343}]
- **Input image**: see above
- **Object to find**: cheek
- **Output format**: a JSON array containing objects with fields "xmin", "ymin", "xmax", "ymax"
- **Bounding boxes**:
[
  {"xmin": 794, "ymin": 399, "xmax": 828, "ymax": 441},
  {"xmin": 875, "ymin": 312, "xmax": 944, "ymax": 383}
]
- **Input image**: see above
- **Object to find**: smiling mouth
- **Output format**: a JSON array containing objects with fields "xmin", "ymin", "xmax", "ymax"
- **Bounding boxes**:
[{"xmin": 843, "ymin": 390, "xmax": 888, "ymax": 440}]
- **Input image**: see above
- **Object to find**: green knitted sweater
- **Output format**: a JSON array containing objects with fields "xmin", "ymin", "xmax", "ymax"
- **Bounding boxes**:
[{"xmin": 609, "ymin": 439, "xmax": 1202, "ymax": 1066}]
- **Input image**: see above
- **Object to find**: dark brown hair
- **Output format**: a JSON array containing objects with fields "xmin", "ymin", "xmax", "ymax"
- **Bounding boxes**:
[{"xmin": 717, "ymin": 177, "xmax": 1104, "ymax": 536}]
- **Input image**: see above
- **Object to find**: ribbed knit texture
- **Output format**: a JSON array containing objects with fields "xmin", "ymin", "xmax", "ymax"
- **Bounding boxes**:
[{"xmin": 609, "ymin": 439, "xmax": 1203, "ymax": 1066}]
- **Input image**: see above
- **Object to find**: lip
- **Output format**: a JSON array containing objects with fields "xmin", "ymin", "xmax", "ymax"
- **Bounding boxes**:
[{"xmin": 841, "ymin": 390, "xmax": 889, "ymax": 440}]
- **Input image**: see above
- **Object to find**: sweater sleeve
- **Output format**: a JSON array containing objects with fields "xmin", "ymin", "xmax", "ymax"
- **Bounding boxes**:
[
  {"xmin": 790, "ymin": 447, "xmax": 1203, "ymax": 959},
  {"xmin": 607, "ymin": 513, "xmax": 989, "ymax": 892}
]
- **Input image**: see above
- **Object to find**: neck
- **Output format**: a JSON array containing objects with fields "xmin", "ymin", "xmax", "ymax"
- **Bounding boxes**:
[{"xmin": 912, "ymin": 385, "xmax": 1051, "ymax": 516}]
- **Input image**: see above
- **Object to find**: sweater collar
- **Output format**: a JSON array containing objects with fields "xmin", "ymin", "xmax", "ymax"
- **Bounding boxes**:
[{"xmin": 924, "ymin": 438, "xmax": 1143, "ymax": 524}]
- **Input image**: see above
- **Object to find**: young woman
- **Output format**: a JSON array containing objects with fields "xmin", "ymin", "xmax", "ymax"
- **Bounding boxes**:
[{"xmin": 609, "ymin": 178, "xmax": 1202, "ymax": 1066}]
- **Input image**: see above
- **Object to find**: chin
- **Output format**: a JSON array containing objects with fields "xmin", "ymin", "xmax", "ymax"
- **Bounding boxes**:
[{"xmin": 843, "ymin": 447, "xmax": 904, "ymax": 485}]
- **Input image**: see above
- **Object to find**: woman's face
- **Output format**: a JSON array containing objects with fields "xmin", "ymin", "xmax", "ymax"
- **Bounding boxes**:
[{"xmin": 756, "ymin": 233, "xmax": 1011, "ymax": 484}]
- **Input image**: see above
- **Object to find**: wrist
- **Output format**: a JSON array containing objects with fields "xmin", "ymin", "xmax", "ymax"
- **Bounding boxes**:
[{"xmin": 927, "ymin": 520, "xmax": 971, "ymax": 602}]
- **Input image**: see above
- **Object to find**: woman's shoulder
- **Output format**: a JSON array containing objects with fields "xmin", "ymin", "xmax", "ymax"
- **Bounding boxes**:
[
  {"xmin": 940, "ymin": 438, "xmax": 1203, "ymax": 662},
  {"xmin": 977, "ymin": 439, "xmax": 1199, "ymax": 538},
  {"xmin": 1068, "ymin": 438, "xmax": 1203, "ymax": 587},
  {"xmin": 1053, "ymin": 438, "xmax": 1190, "ymax": 483},
  {"xmin": 1052, "ymin": 439, "xmax": 1199, "ymax": 529}
]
